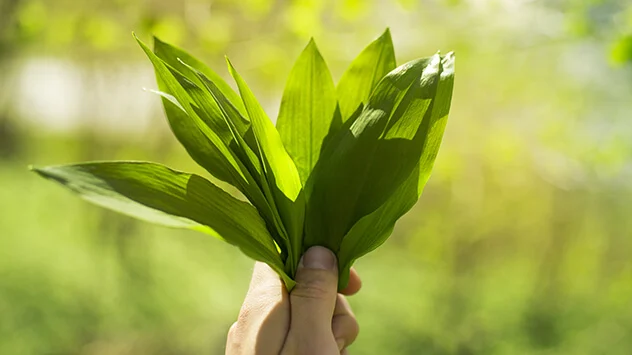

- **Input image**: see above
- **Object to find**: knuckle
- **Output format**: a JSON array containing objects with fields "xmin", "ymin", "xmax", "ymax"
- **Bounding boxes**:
[
  {"xmin": 281, "ymin": 335, "xmax": 324, "ymax": 355},
  {"xmin": 238, "ymin": 293, "xmax": 282, "ymax": 323},
  {"xmin": 291, "ymin": 281, "xmax": 332, "ymax": 301},
  {"xmin": 349, "ymin": 317, "xmax": 360, "ymax": 339},
  {"xmin": 236, "ymin": 297, "xmax": 265, "ymax": 323},
  {"xmin": 226, "ymin": 322, "xmax": 242, "ymax": 352},
  {"xmin": 333, "ymin": 315, "xmax": 360, "ymax": 344},
  {"xmin": 228, "ymin": 321, "xmax": 238, "ymax": 336},
  {"xmin": 291, "ymin": 272, "xmax": 336, "ymax": 301},
  {"xmin": 236, "ymin": 305, "xmax": 253, "ymax": 325}
]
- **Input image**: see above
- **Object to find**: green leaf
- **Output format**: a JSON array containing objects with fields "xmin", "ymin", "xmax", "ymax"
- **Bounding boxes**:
[
  {"xmin": 175, "ymin": 58, "xmax": 295, "ymax": 262},
  {"xmin": 336, "ymin": 28, "xmax": 396, "ymax": 122},
  {"xmin": 336, "ymin": 52, "xmax": 455, "ymax": 289},
  {"xmin": 31, "ymin": 161, "xmax": 295, "ymax": 288},
  {"xmin": 153, "ymin": 36, "xmax": 247, "ymax": 116},
  {"xmin": 168, "ymin": 71, "xmax": 243, "ymax": 146},
  {"xmin": 305, "ymin": 53, "xmax": 451, "ymax": 255},
  {"xmin": 227, "ymin": 58, "xmax": 306, "ymax": 275},
  {"xmin": 147, "ymin": 83, "xmax": 274, "ymax": 246},
  {"xmin": 173, "ymin": 60, "xmax": 258, "ymax": 168},
  {"xmin": 137, "ymin": 36, "xmax": 287, "ymax": 261},
  {"xmin": 157, "ymin": 56, "xmax": 252, "ymax": 146},
  {"xmin": 34, "ymin": 33, "xmax": 455, "ymax": 293},
  {"xmin": 135, "ymin": 34, "xmax": 248, "ymax": 188},
  {"xmin": 276, "ymin": 39, "xmax": 337, "ymax": 184}
]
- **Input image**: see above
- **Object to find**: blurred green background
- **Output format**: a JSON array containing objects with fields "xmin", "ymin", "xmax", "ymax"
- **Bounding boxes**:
[{"xmin": 1, "ymin": 0, "xmax": 632, "ymax": 354}]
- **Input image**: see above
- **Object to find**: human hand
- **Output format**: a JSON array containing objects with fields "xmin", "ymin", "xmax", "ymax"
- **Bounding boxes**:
[{"xmin": 226, "ymin": 246, "xmax": 362, "ymax": 355}]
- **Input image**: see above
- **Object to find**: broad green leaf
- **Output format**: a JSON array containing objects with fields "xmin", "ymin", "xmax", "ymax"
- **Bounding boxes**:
[
  {"xmin": 336, "ymin": 28, "xmax": 396, "ymax": 122},
  {"xmin": 169, "ymin": 71, "xmax": 239, "ymax": 145},
  {"xmin": 136, "ymin": 35, "xmax": 247, "ymax": 187},
  {"xmin": 336, "ymin": 52, "xmax": 455, "ymax": 289},
  {"xmin": 276, "ymin": 39, "xmax": 337, "ymax": 184},
  {"xmin": 31, "ymin": 161, "xmax": 294, "ymax": 288},
  {"xmin": 140, "ymin": 36, "xmax": 266, "ymax": 215},
  {"xmin": 153, "ymin": 36, "xmax": 247, "ymax": 116},
  {"xmin": 154, "ymin": 88, "xmax": 242, "ymax": 185},
  {"xmin": 137, "ymin": 36, "xmax": 285, "ymax": 259},
  {"xmin": 177, "ymin": 59, "xmax": 295, "ymax": 264},
  {"xmin": 227, "ymin": 58, "xmax": 305, "ymax": 275},
  {"xmin": 147, "ymin": 84, "xmax": 265, "ymax": 217},
  {"xmin": 305, "ymin": 53, "xmax": 447, "ymax": 254},
  {"xmin": 226, "ymin": 58, "xmax": 303, "ymax": 202},
  {"xmin": 33, "ymin": 33, "xmax": 454, "ymax": 293},
  {"xmin": 161, "ymin": 59, "xmax": 252, "ymax": 146},
  {"xmin": 171, "ymin": 62, "xmax": 256, "ymax": 161}
]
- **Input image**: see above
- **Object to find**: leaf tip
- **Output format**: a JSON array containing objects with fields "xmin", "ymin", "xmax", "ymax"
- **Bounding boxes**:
[
  {"xmin": 29, "ymin": 165, "xmax": 48, "ymax": 179},
  {"xmin": 224, "ymin": 56, "xmax": 236, "ymax": 73},
  {"xmin": 436, "ymin": 50, "xmax": 455, "ymax": 61},
  {"xmin": 306, "ymin": 37, "xmax": 318, "ymax": 51},
  {"xmin": 133, "ymin": 33, "xmax": 150, "ymax": 52},
  {"xmin": 176, "ymin": 57, "xmax": 197, "ymax": 74},
  {"xmin": 442, "ymin": 51, "xmax": 456, "ymax": 73}
]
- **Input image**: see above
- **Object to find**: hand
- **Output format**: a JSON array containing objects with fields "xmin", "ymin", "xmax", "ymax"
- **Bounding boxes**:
[{"xmin": 226, "ymin": 246, "xmax": 362, "ymax": 355}]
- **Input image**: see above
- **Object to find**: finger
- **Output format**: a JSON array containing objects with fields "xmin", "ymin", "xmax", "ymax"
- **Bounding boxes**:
[
  {"xmin": 240, "ymin": 262, "xmax": 288, "ymax": 319},
  {"xmin": 332, "ymin": 295, "xmax": 359, "ymax": 351},
  {"xmin": 239, "ymin": 262, "xmax": 287, "ymax": 320},
  {"xmin": 244, "ymin": 262, "xmax": 284, "ymax": 302},
  {"xmin": 340, "ymin": 267, "xmax": 362, "ymax": 296},
  {"xmin": 228, "ymin": 262, "xmax": 289, "ymax": 354},
  {"xmin": 288, "ymin": 246, "xmax": 339, "ymax": 336}
]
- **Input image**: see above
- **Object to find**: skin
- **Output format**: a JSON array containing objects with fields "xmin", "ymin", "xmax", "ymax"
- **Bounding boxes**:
[{"xmin": 226, "ymin": 246, "xmax": 362, "ymax": 355}]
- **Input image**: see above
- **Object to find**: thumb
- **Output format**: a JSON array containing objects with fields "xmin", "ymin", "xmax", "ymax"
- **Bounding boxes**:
[{"xmin": 287, "ymin": 246, "xmax": 339, "ymax": 344}]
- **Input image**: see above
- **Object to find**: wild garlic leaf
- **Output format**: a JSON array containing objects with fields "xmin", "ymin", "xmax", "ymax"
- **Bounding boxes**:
[
  {"xmin": 31, "ymin": 161, "xmax": 295, "ymax": 288},
  {"xmin": 167, "ymin": 70, "xmax": 240, "ymax": 145},
  {"xmin": 176, "ymin": 60, "xmax": 263, "ymax": 176},
  {"xmin": 336, "ymin": 28, "xmax": 396, "ymax": 123},
  {"xmin": 177, "ymin": 60, "xmax": 297, "ymax": 261},
  {"xmin": 34, "ymin": 31, "xmax": 454, "ymax": 292},
  {"xmin": 138, "ymin": 36, "xmax": 283, "ymax": 256},
  {"xmin": 153, "ymin": 36, "xmax": 247, "ymax": 117},
  {"xmin": 336, "ymin": 53, "xmax": 455, "ymax": 289},
  {"xmin": 157, "ymin": 57, "xmax": 252, "ymax": 151},
  {"xmin": 276, "ymin": 39, "xmax": 337, "ymax": 184},
  {"xmin": 136, "ymin": 35, "xmax": 248, "ymax": 187},
  {"xmin": 227, "ymin": 59, "xmax": 306, "ymax": 274},
  {"xmin": 146, "ymin": 88, "xmax": 235, "ymax": 184},
  {"xmin": 305, "ymin": 54, "xmax": 446, "ymax": 254}
]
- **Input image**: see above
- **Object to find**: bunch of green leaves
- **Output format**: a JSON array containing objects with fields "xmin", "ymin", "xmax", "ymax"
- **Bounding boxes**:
[{"xmin": 32, "ymin": 29, "xmax": 455, "ymax": 290}]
